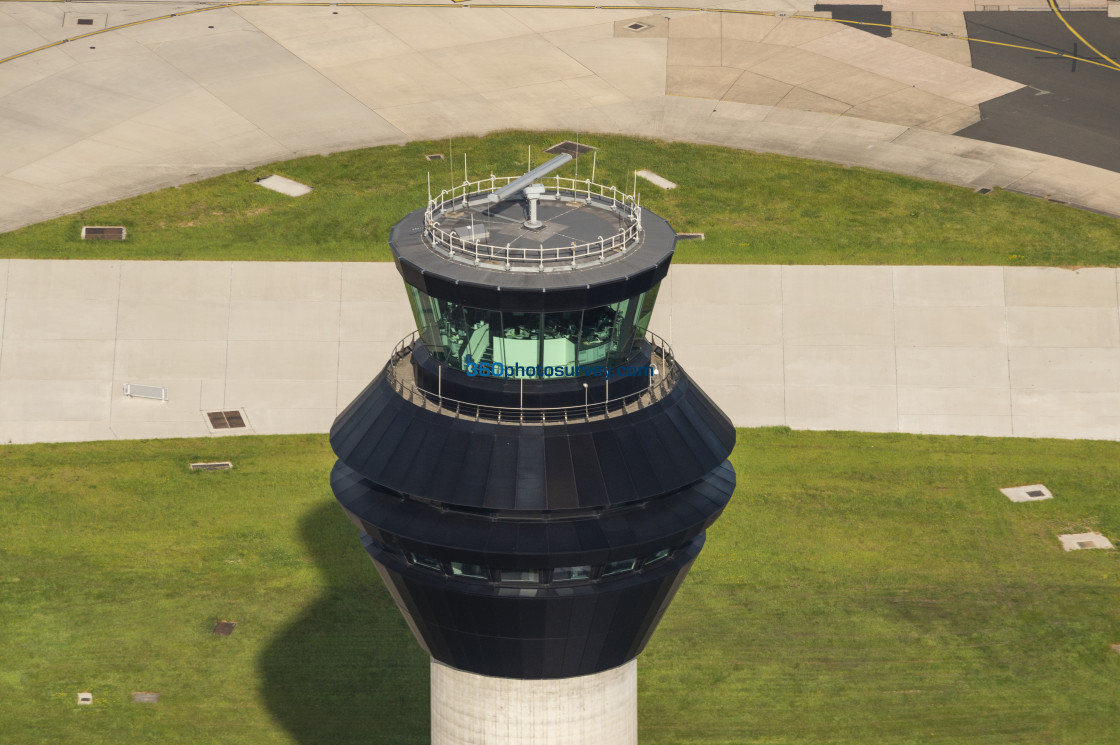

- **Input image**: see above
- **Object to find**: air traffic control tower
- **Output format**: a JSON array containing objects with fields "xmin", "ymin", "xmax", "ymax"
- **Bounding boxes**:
[{"xmin": 329, "ymin": 152, "xmax": 736, "ymax": 744}]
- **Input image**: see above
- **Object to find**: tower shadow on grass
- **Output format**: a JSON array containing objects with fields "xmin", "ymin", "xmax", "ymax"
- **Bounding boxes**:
[{"xmin": 259, "ymin": 501, "xmax": 429, "ymax": 745}]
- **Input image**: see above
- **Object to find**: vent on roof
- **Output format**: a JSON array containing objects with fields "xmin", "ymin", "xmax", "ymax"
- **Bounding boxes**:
[
  {"xmin": 82, "ymin": 226, "xmax": 126, "ymax": 240},
  {"xmin": 545, "ymin": 140, "xmax": 597, "ymax": 158},
  {"xmin": 190, "ymin": 461, "xmax": 233, "ymax": 471},
  {"xmin": 207, "ymin": 411, "xmax": 246, "ymax": 430}
]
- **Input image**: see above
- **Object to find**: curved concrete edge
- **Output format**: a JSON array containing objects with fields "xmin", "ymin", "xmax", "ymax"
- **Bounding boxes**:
[
  {"xmin": 2, "ymin": 259, "xmax": 1119, "ymax": 445},
  {"xmin": 431, "ymin": 658, "xmax": 638, "ymax": 745},
  {"xmin": 3, "ymin": 95, "xmax": 1117, "ymax": 234}
]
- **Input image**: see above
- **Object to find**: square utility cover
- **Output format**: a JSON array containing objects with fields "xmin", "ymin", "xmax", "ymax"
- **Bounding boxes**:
[
  {"xmin": 1000, "ymin": 484, "xmax": 1052, "ymax": 502},
  {"xmin": 1058, "ymin": 532, "xmax": 1114, "ymax": 551},
  {"xmin": 255, "ymin": 175, "xmax": 312, "ymax": 197}
]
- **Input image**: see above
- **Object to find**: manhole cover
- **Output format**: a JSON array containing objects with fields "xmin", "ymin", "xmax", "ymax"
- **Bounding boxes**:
[
  {"xmin": 625, "ymin": 22, "xmax": 649, "ymax": 31},
  {"xmin": 207, "ymin": 411, "xmax": 246, "ymax": 430},
  {"xmin": 999, "ymin": 484, "xmax": 1052, "ymax": 502},
  {"xmin": 425, "ymin": 153, "xmax": 444, "ymax": 161},
  {"xmin": 212, "ymin": 620, "xmax": 237, "ymax": 636},
  {"xmin": 132, "ymin": 692, "xmax": 159, "ymax": 703},
  {"xmin": 544, "ymin": 140, "xmax": 597, "ymax": 158},
  {"xmin": 81, "ymin": 226, "xmax": 126, "ymax": 240},
  {"xmin": 77, "ymin": 692, "xmax": 93, "ymax": 705},
  {"xmin": 190, "ymin": 461, "xmax": 232, "ymax": 471},
  {"xmin": 1077, "ymin": 541, "xmax": 1096, "ymax": 549}
]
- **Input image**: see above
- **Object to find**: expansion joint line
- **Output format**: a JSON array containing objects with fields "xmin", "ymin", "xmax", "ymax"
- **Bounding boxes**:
[{"xmin": 2, "ymin": 3, "xmax": 1119, "ymax": 74}]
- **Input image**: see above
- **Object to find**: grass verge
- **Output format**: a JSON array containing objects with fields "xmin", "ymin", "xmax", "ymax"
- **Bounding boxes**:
[
  {"xmin": 0, "ymin": 132, "xmax": 1117, "ymax": 265},
  {"xmin": 1, "ymin": 429, "xmax": 1118, "ymax": 744}
]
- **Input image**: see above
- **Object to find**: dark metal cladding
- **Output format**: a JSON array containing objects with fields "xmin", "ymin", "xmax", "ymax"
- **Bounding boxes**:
[{"xmin": 329, "ymin": 172, "xmax": 736, "ymax": 680}]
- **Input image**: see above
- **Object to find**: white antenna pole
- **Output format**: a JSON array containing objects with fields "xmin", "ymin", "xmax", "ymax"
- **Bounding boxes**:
[
  {"xmin": 427, "ymin": 171, "xmax": 431, "ymax": 202},
  {"xmin": 590, "ymin": 151, "xmax": 596, "ymax": 184},
  {"xmin": 575, "ymin": 126, "xmax": 579, "ymax": 181},
  {"xmin": 464, "ymin": 152, "xmax": 468, "ymax": 184},
  {"xmin": 449, "ymin": 137, "xmax": 454, "ymax": 189},
  {"xmin": 528, "ymin": 145, "xmax": 531, "ymax": 173}
]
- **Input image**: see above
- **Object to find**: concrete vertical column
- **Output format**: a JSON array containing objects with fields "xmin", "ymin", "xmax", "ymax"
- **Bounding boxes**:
[{"xmin": 430, "ymin": 659, "xmax": 638, "ymax": 745}]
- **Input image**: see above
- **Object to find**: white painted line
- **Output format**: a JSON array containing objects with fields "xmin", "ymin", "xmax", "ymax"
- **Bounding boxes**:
[
  {"xmin": 636, "ymin": 170, "xmax": 677, "ymax": 190},
  {"xmin": 256, "ymin": 175, "xmax": 312, "ymax": 197}
]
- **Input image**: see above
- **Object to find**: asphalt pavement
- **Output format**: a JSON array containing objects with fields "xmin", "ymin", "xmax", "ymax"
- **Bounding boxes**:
[{"xmin": 961, "ymin": 11, "xmax": 1120, "ymax": 173}]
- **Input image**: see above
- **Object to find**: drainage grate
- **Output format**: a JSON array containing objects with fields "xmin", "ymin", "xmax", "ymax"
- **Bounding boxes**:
[
  {"xmin": 1077, "ymin": 541, "xmax": 1096, "ymax": 549},
  {"xmin": 82, "ymin": 226, "xmax": 126, "ymax": 240},
  {"xmin": 190, "ymin": 461, "xmax": 233, "ymax": 471},
  {"xmin": 212, "ymin": 620, "xmax": 237, "ymax": 636},
  {"xmin": 999, "ymin": 484, "xmax": 1052, "ymax": 502},
  {"xmin": 132, "ymin": 692, "xmax": 159, "ymax": 703},
  {"xmin": 77, "ymin": 692, "xmax": 93, "ymax": 705},
  {"xmin": 625, "ymin": 22, "xmax": 650, "ymax": 31},
  {"xmin": 207, "ymin": 411, "xmax": 246, "ymax": 430},
  {"xmin": 1026, "ymin": 490, "xmax": 1045, "ymax": 497},
  {"xmin": 77, "ymin": 18, "xmax": 94, "ymax": 25},
  {"xmin": 425, "ymin": 153, "xmax": 444, "ymax": 161},
  {"xmin": 676, "ymin": 232, "xmax": 705, "ymax": 241},
  {"xmin": 976, "ymin": 187, "xmax": 992, "ymax": 195},
  {"xmin": 545, "ymin": 140, "xmax": 597, "ymax": 158}
]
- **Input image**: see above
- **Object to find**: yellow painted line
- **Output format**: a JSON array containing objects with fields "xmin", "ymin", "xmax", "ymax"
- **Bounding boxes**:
[
  {"xmin": 1046, "ymin": 0, "xmax": 1120, "ymax": 71},
  {"xmin": 2, "ymin": 1, "xmax": 1117, "ymax": 75}
]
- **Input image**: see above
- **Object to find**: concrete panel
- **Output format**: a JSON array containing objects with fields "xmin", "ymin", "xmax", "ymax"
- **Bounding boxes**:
[
  {"xmin": 0, "ymin": 380, "xmax": 110, "ymax": 422},
  {"xmin": 119, "ymin": 261, "xmax": 231, "ymax": 301},
  {"xmin": 1009, "ymin": 348, "xmax": 1120, "ymax": 392},
  {"xmin": 246, "ymin": 407, "xmax": 337, "ymax": 435},
  {"xmin": 110, "ymin": 420, "xmax": 212, "ymax": 440},
  {"xmin": 117, "ymin": 299, "xmax": 230, "ymax": 341},
  {"xmin": 897, "ymin": 386, "xmax": 1011, "ymax": 416},
  {"xmin": 783, "ymin": 305, "xmax": 894, "ymax": 346},
  {"xmin": 224, "ymin": 379, "xmax": 338, "ymax": 411},
  {"xmin": 0, "ymin": 340, "xmax": 114, "ymax": 381},
  {"xmin": 894, "ymin": 306, "xmax": 1005, "ymax": 347},
  {"xmin": 669, "ymin": 265, "xmax": 782, "ymax": 305},
  {"xmin": 673, "ymin": 303, "xmax": 783, "ymax": 346},
  {"xmin": 0, "ymin": 420, "xmax": 117, "ymax": 445},
  {"xmin": 898, "ymin": 414, "xmax": 1012, "ymax": 437},
  {"xmin": 114, "ymin": 340, "xmax": 227, "ymax": 380},
  {"xmin": 703, "ymin": 383, "xmax": 786, "ymax": 426},
  {"xmin": 1005, "ymin": 307, "xmax": 1120, "ymax": 348},
  {"xmin": 785, "ymin": 385, "xmax": 898, "ymax": 432},
  {"xmin": 228, "ymin": 301, "xmax": 340, "ymax": 341},
  {"xmin": 1011, "ymin": 389, "xmax": 1120, "ymax": 418},
  {"xmin": 226, "ymin": 340, "xmax": 338, "ymax": 380},
  {"xmin": 674, "ymin": 344, "xmax": 784, "ymax": 387},
  {"xmin": 341, "ymin": 262, "xmax": 406, "ymax": 302},
  {"xmin": 431, "ymin": 659, "xmax": 636, "ymax": 745},
  {"xmin": 893, "ymin": 266, "xmax": 1005, "ymax": 306},
  {"xmin": 782, "ymin": 265, "xmax": 893, "ymax": 306},
  {"xmin": 0, "ymin": 260, "xmax": 8, "ymax": 298},
  {"xmin": 231, "ymin": 262, "xmax": 342, "ymax": 302},
  {"xmin": 337, "ymin": 378, "xmax": 370, "ymax": 410},
  {"xmin": 338, "ymin": 341, "xmax": 396, "ymax": 382},
  {"xmin": 340, "ymin": 302, "xmax": 413, "ymax": 342},
  {"xmin": 6, "ymin": 260, "xmax": 120, "ymax": 300},
  {"xmin": 1003, "ymin": 267, "xmax": 1118, "ymax": 308},
  {"xmin": 784, "ymin": 346, "xmax": 896, "ymax": 386},
  {"xmin": 896, "ymin": 347, "xmax": 1009, "ymax": 389},
  {"xmin": 4, "ymin": 298, "xmax": 118, "ymax": 341},
  {"xmin": 1012, "ymin": 416, "xmax": 1120, "ymax": 441}
]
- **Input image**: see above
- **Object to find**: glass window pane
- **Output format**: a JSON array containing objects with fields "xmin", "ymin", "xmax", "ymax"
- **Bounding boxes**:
[
  {"xmin": 602, "ymin": 558, "xmax": 637, "ymax": 577},
  {"xmin": 552, "ymin": 566, "xmax": 592, "ymax": 582},
  {"xmin": 409, "ymin": 553, "xmax": 443, "ymax": 572},
  {"xmin": 500, "ymin": 569, "xmax": 540, "ymax": 583},
  {"xmin": 450, "ymin": 561, "xmax": 488, "ymax": 580},
  {"xmin": 646, "ymin": 549, "xmax": 671, "ymax": 565}
]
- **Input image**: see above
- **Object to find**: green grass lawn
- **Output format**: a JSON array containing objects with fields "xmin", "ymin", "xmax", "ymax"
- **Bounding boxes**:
[
  {"xmin": 1, "ymin": 131, "xmax": 1117, "ymax": 266},
  {"xmin": 2, "ymin": 429, "xmax": 1118, "ymax": 744}
]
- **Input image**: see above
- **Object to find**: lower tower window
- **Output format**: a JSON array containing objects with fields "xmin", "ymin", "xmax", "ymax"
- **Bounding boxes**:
[
  {"xmin": 552, "ymin": 566, "xmax": 592, "ymax": 582},
  {"xmin": 500, "ymin": 569, "xmax": 540, "ymax": 583},
  {"xmin": 602, "ymin": 558, "xmax": 638, "ymax": 577},
  {"xmin": 450, "ymin": 562, "xmax": 488, "ymax": 580}
]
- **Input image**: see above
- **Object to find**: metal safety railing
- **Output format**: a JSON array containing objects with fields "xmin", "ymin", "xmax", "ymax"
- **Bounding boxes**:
[
  {"xmin": 383, "ymin": 330, "xmax": 679, "ymax": 425},
  {"xmin": 424, "ymin": 175, "xmax": 643, "ymax": 269}
]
